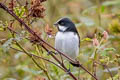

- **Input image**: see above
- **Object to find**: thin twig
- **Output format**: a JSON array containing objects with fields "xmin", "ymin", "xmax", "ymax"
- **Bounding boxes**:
[
  {"xmin": 10, "ymin": 47, "xmax": 65, "ymax": 71},
  {"xmin": 14, "ymin": 40, "xmax": 52, "ymax": 80}
]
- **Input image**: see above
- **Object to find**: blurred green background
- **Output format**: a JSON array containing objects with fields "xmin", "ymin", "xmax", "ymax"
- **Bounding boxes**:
[{"xmin": 0, "ymin": 0, "xmax": 120, "ymax": 80}]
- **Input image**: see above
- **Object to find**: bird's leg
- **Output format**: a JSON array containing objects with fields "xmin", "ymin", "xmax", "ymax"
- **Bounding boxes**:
[
  {"xmin": 66, "ymin": 63, "xmax": 71, "ymax": 74},
  {"xmin": 59, "ymin": 53, "xmax": 64, "ymax": 65}
]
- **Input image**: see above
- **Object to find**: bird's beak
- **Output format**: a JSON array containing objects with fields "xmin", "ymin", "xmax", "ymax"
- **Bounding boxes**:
[{"xmin": 54, "ymin": 23, "xmax": 58, "ymax": 27}]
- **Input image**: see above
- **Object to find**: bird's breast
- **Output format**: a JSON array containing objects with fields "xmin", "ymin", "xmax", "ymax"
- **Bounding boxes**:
[{"xmin": 55, "ymin": 32, "xmax": 79, "ymax": 59}]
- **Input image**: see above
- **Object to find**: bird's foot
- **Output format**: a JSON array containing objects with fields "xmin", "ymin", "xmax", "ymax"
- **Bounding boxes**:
[
  {"xmin": 66, "ymin": 68, "xmax": 71, "ymax": 74},
  {"xmin": 47, "ymin": 51, "xmax": 53, "ymax": 55},
  {"xmin": 47, "ymin": 51, "xmax": 57, "ymax": 55}
]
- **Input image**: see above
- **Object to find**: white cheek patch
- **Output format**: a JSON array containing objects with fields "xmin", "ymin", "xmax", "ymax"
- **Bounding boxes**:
[{"xmin": 58, "ymin": 25, "xmax": 67, "ymax": 32}]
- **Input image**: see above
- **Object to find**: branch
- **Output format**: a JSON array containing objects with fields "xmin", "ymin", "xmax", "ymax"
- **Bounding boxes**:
[
  {"xmin": 0, "ymin": 2, "xmax": 75, "ymax": 63},
  {"xmin": 0, "ymin": 3, "xmax": 98, "ymax": 80},
  {"xmin": 7, "ymin": 24, "xmax": 77, "ymax": 79},
  {"xmin": 10, "ymin": 47, "xmax": 65, "ymax": 71}
]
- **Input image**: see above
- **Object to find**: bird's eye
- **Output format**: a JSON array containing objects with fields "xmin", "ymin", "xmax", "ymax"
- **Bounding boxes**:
[{"xmin": 60, "ymin": 22, "xmax": 65, "ymax": 25}]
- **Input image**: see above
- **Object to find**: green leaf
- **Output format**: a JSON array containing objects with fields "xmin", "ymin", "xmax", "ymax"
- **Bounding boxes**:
[
  {"xmin": 102, "ymin": 0, "xmax": 120, "ymax": 6},
  {"xmin": 0, "ymin": 21, "xmax": 4, "ymax": 31},
  {"xmin": 104, "ymin": 48, "xmax": 116, "ymax": 52},
  {"xmin": 100, "ymin": 57, "xmax": 110, "ymax": 63},
  {"xmin": 52, "ymin": 65, "xmax": 59, "ymax": 75},
  {"xmin": 13, "ymin": 6, "xmax": 25, "ymax": 18},
  {"xmin": 0, "ymin": 27, "xmax": 4, "ymax": 31},
  {"xmin": 19, "ymin": 6, "xmax": 26, "ymax": 18},
  {"xmin": 101, "ymin": 6, "xmax": 105, "ymax": 13},
  {"xmin": 0, "ymin": 21, "xmax": 8, "ymax": 31},
  {"xmin": 100, "ymin": 48, "xmax": 116, "ymax": 56},
  {"xmin": 81, "ymin": 38, "xmax": 92, "ymax": 42},
  {"xmin": 101, "ymin": 50, "xmax": 107, "ymax": 56},
  {"xmin": 14, "ymin": 7, "xmax": 19, "ymax": 16}
]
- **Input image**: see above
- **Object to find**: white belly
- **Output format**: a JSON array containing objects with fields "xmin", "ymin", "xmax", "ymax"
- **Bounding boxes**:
[{"xmin": 55, "ymin": 32, "xmax": 79, "ymax": 59}]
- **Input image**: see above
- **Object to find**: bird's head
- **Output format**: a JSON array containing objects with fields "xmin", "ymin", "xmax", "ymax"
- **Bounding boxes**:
[{"xmin": 54, "ymin": 17, "xmax": 77, "ymax": 32}]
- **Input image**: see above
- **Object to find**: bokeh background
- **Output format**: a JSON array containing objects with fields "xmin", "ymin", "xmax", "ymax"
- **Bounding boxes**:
[{"xmin": 0, "ymin": 0, "xmax": 120, "ymax": 80}]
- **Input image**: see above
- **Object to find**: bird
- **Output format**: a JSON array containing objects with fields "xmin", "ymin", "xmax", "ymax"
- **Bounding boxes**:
[{"xmin": 54, "ymin": 17, "xmax": 80, "ymax": 67}]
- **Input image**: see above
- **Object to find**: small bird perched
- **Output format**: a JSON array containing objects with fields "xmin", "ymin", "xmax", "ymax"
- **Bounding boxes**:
[{"xmin": 54, "ymin": 17, "xmax": 80, "ymax": 67}]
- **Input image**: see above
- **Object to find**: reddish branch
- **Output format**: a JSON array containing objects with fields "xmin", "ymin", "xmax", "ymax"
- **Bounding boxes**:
[{"xmin": 0, "ymin": 3, "xmax": 98, "ymax": 80}]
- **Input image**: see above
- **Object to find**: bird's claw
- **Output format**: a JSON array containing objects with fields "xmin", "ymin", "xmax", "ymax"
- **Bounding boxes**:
[
  {"xmin": 66, "ymin": 68, "xmax": 71, "ymax": 74},
  {"xmin": 47, "ymin": 51, "xmax": 53, "ymax": 55},
  {"xmin": 47, "ymin": 51, "xmax": 57, "ymax": 55}
]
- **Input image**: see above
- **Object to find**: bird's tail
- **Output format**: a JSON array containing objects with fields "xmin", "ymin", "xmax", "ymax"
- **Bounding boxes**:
[{"xmin": 69, "ymin": 61, "xmax": 81, "ymax": 67}]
